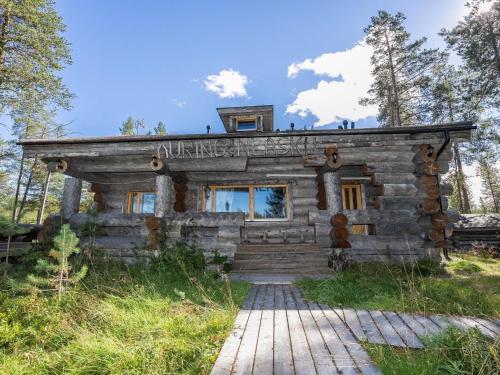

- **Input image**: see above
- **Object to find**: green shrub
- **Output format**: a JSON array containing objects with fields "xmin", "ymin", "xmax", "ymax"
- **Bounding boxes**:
[
  {"xmin": 153, "ymin": 242, "xmax": 206, "ymax": 273},
  {"xmin": 450, "ymin": 260, "xmax": 482, "ymax": 274}
]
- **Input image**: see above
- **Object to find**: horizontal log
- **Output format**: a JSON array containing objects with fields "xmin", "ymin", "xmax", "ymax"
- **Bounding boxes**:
[
  {"xmin": 372, "ymin": 173, "xmax": 416, "ymax": 185},
  {"xmin": 348, "ymin": 234, "xmax": 424, "ymax": 250},
  {"xmin": 382, "ymin": 184, "xmax": 418, "ymax": 196}
]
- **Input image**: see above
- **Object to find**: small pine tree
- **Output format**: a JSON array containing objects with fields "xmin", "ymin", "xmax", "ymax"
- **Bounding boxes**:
[
  {"xmin": 154, "ymin": 121, "xmax": 167, "ymax": 135},
  {"xmin": 119, "ymin": 116, "xmax": 135, "ymax": 135},
  {"xmin": 21, "ymin": 224, "xmax": 87, "ymax": 299},
  {"xmin": 0, "ymin": 216, "xmax": 24, "ymax": 280}
]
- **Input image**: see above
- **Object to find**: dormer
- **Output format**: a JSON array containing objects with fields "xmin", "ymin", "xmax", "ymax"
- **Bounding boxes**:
[{"xmin": 217, "ymin": 105, "xmax": 274, "ymax": 133}]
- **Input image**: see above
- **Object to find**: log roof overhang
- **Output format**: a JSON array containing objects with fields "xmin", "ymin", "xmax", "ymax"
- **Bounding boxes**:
[
  {"xmin": 17, "ymin": 122, "xmax": 475, "ymax": 184},
  {"xmin": 18, "ymin": 122, "xmax": 474, "ymax": 146}
]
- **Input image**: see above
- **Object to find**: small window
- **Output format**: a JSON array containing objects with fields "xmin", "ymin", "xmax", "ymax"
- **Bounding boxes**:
[
  {"xmin": 236, "ymin": 120, "xmax": 256, "ymax": 131},
  {"xmin": 127, "ymin": 192, "xmax": 156, "ymax": 214},
  {"xmin": 341, "ymin": 184, "xmax": 363, "ymax": 210}
]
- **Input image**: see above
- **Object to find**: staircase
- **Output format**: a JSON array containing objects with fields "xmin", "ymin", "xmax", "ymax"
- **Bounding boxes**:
[{"xmin": 232, "ymin": 243, "xmax": 331, "ymax": 275}]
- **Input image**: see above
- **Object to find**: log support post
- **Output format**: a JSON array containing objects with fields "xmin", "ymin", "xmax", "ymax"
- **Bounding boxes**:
[
  {"xmin": 323, "ymin": 171, "xmax": 342, "ymax": 215},
  {"xmin": 61, "ymin": 177, "xmax": 82, "ymax": 221},
  {"xmin": 154, "ymin": 174, "xmax": 173, "ymax": 218}
]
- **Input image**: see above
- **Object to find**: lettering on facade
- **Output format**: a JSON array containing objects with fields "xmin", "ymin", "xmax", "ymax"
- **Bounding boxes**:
[{"xmin": 156, "ymin": 136, "xmax": 322, "ymax": 159}]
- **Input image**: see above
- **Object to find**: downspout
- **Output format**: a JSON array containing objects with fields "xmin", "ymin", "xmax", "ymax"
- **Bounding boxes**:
[{"xmin": 435, "ymin": 130, "xmax": 451, "ymax": 257}]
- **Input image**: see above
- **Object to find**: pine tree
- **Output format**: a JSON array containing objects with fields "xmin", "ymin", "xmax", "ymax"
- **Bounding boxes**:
[
  {"xmin": 119, "ymin": 116, "xmax": 135, "ymax": 135},
  {"xmin": 0, "ymin": 0, "xmax": 73, "ymax": 115},
  {"xmin": 421, "ymin": 62, "xmax": 476, "ymax": 213},
  {"xmin": 19, "ymin": 224, "xmax": 87, "ymax": 300},
  {"xmin": 154, "ymin": 121, "xmax": 167, "ymax": 135},
  {"xmin": 477, "ymin": 158, "xmax": 500, "ymax": 212},
  {"xmin": 440, "ymin": 0, "xmax": 500, "ymax": 109},
  {"xmin": 360, "ymin": 11, "xmax": 445, "ymax": 127}
]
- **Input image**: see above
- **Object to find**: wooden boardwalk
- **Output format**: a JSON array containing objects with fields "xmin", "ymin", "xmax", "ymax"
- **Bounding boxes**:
[
  {"xmin": 211, "ymin": 285, "xmax": 382, "ymax": 375},
  {"xmin": 338, "ymin": 308, "xmax": 500, "ymax": 347},
  {"xmin": 211, "ymin": 285, "xmax": 500, "ymax": 375}
]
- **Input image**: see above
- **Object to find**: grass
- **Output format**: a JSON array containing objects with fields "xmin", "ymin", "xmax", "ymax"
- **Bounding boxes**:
[
  {"xmin": 297, "ymin": 253, "xmax": 500, "ymax": 317},
  {"xmin": 365, "ymin": 327, "xmax": 499, "ymax": 375},
  {"xmin": 0, "ymin": 259, "xmax": 250, "ymax": 374}
]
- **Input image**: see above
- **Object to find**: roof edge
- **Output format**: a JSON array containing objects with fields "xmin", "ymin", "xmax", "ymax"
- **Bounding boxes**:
[{"xmin": 18, "ymin": 121, "xmax": 475, "ymax": 146}]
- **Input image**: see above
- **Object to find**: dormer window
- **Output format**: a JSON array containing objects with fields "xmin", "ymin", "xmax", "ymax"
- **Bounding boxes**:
[
  {"xmin": 236, "ymin": 117, "xmax": 257, "ymax": 131},
  {"xmin": 217, "ymin": 106, "xmax": 273, "ymax": 133}
]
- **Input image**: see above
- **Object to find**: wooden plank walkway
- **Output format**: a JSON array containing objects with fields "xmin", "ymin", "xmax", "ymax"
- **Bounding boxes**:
[
  {"xmin": 211, "ymin": 285, "xmax": 500, "ymax": 374},
  {"xmin": 339, "ymin": 308, "xmax": 500, "ymax": 348},
  {"xmin": 211, "ymin": 285, "xmax": 381, "ymax": 375}
]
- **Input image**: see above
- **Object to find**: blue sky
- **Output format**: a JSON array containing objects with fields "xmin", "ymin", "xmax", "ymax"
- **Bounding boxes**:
[{"xmin": 53, "ymin": 0, "xmax": 468, "ymax": 137}]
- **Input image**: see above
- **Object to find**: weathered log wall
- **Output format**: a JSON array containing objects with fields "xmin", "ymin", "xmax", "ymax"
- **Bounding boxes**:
[{"xmin": 25, "ymin": 124, "xmax": 473, "ymax": 265}]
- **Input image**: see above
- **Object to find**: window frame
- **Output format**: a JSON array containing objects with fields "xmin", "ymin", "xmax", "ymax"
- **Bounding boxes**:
[
  {"xmin": 235, "ymin": 116, "xmax": 257, "ymax": 132},
  {"xmin": 201, "ymin": 184, "xmax": 289, "ymax": 221},
  {"xmin": 126, "ymin": 191, "xmax": 156, "ymax": 214},
  {"xmin": 341, "ymin": 183, "xmax": 368, "ymax": 234}
]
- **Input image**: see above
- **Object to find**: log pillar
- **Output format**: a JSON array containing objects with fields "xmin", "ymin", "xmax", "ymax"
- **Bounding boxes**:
[
  {"xmin": 154, "ymin": 174, "xmax": 173, "ymax": 218},
  {"xmin": 61, "ymin": 177, "xmax": 82, "ymax": 220},
  {"xmin": 323, "ymin": 171, "xmax": 342, "ymax": 215}
]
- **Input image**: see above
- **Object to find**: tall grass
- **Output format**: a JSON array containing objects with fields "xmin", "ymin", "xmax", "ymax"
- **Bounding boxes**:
[
  {"xmin": 366, "ymin": 327, "xmax": 500, "ymax": 375},
  {"xmin": 0, "ymin": 258, "xmax": 250, "ymax": 374},
  {"xmin": 297, "ymin": 255, "xmax": 500, "ymax": 317}
]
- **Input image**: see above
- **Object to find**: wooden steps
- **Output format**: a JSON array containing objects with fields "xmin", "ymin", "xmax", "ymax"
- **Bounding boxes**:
[{"xmin": 233, "ymin": 244, "xmax": 331, "ymax": 274}]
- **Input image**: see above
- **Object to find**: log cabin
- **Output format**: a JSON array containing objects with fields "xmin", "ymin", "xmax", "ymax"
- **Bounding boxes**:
[{"xmin": 19, "ymin": 105, "xmax": 475, "ymax": 274}]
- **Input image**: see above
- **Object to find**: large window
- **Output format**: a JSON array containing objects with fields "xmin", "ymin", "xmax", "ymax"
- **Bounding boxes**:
[
  {"xmin": 202, "ymin": 185, "xmax": 288, "ymax": 221},
  {"xmin": 127, "ymin": 192, "xmax": 156, "ymax": 214}
]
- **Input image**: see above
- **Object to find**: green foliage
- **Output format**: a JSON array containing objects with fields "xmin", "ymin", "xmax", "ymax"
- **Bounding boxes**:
[
  {"xmin": 153, "ymin": 121, "xmax": 167, "ymax": 135},
  {"xmin": 450, "ymin": 259, "xmax": 483, "ymax": 274},
  {"xmin": 13, "ymin": 224, "xmax": 87, "ymax": 299},
  {"xmin": 440, "ymin": 0, "xmax": 500, "ymax": 110},
  {"xmin": 361, "ymin": 10, "xmax": 445, "ymax": 127},
  {"xmin": 79, "ymin": 208, "xmax": 102, "ymax": 249},
  {"xmin": 298, "ymin": 256, "xmax": 500, "ymax": 316},
  {"xmin": 0, "ymin": 0, "xmax": 73, "ymax": 115},
  {"xmin": 0, "ymin": 260, "xmax": 250, "ymax": 374},
  {"xmin": 154, "ymin": 241, "xmax": 206, "ymax": 273},
  {"xmin": 0, "ymin": 215, "xmax": 23, "ymax": 237},
  {"xmin": 211, "ymin": 250, "xmax": 228, "ymax": 265},
  {"xmin": 119, "ymin": 116, "xmax": 135, "ymax": 135},
  {"xmin": 366, "ymin": 327, "xmax": 499, "ymax": 375}
]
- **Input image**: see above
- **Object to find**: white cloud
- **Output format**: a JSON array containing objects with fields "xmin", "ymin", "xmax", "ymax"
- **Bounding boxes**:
[
  {"xmin": 286, "ymin": 40, "xmax": 377, "ymax": 126},
  {"xmin": 204, "ymin": 69, "xmax": 249, "ymax": 98},
  {"xmin": 172, "ymin": 98, "xmax": 187, "ymax": 108}
]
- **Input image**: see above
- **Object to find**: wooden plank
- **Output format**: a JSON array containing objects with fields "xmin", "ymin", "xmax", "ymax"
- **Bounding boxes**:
[
  {"xmin": 283, "ymin": 285, "xmax": 316, "ymax": 375},
  {"xmin": 356, "ymin": 310, "xmax": 386, "ymax": 344},
  {"xmin": 342, "ymin": 308, "xmax": 366, "ymax": 341},
  {"xmin": 253, "ymin": 285, "xmax": 275, "ymax": 375},
  {"xmin": 273, "ymin": 285, "xmax": 294, "ymax": 375},
  {"xmin": 321, "ymin": 304, "xmax": 382, "ymax": 375},
  {"xmin": 291, "ymin": 288, "xmax": 337, "ymax": 375},
  {"xmin": 413, "ymin": 315, "xmax": 442, "ymax": 336},
  {"xmin": 231, "ymin": 285, "xmax": 266, "ymax": 375},
  {"xmin": 397, "ymin": 313, "xmax": 428, "ymax": 337},
  {"xmin": 458, "ymin": 317, "xmax": 496, "ymax": 339},
  {"xmin": 473, "ymin": 317, "xmax": 500, "ymax": 336},
  {"xmin": 382, "ymin": 311, "xmax": 423, "ymax": 349},
  {"xmin": 369, "ymin": 310, "xmax": 405, "ymax": 347},
  {"xmin": 210, "ymin": 286, "xmax": 258, "ymax": 375},
  {"xmin": 429, "ymin": 315, "xmax": 452, "ymax": 330},
  {"xmin": 446, "ymin": 316, "xmax": 471, "ymax": 332},
  {"xmin": 309, "ymin": 302, "xmax": 358, "ymax": 375}
]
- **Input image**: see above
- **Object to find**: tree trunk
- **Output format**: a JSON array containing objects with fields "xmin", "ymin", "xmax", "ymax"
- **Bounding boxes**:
[
  {"xmin": 453, "ymin": 144, "xmax": 471, "ymax": 213},
  {"xmin": 17, "ymin": 158, "xmax": 38, "ymax": 222},
  {"xmin": 12, "ymin": 151, "xmax": 26, "ymax": 221},
  {"xmin": 37, "ymin": 171, "xmax": 51, "ymax": 224},
  {"xmin": 486, "ymin": 20, "xmax": 500, "ymax": 76},
  {"xmin": 2, "ymin": 235, "xmax": 11, "ymax": 280},
  {"xmin": 384, "ymin": 27, "xmax": 401, "ymax": 127}
]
